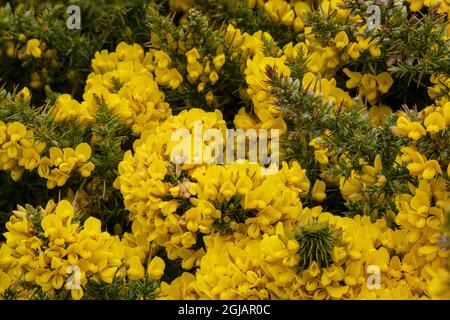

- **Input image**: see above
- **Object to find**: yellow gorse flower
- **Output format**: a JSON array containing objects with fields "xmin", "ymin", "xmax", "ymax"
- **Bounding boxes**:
[
  {"xmin": 393, "ymin": 115, "xmax": 427, "ymax": 141},
  {"xmin": 148, "ymin": 256, "xmax": 165, "ymax": 280},
  {"xmin": 25, "ymin": 39, "xmax": 42, "ymax": 58}
]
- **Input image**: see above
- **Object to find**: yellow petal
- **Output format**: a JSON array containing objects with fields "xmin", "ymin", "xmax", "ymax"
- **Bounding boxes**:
[
  {"xmin": 326, "ymin": 285, "xmax": 349, "ymax": 298},
  {"xmin": 56, "ymin": 200, "xmax": 74, "ymax": 220},
  {"xmin": 147, "ymin": 256, "xmax": 165, "ymax": 280},
  {"xmin": 75, "ymin": 143, "xmax": 92, "ymax": 161}
]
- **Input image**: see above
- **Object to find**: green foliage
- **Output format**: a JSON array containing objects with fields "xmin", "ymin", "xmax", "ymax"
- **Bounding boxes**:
[
  {"xmin": 0, "ymin": 1, "xmax": 152, "ymax": 103},
  {"xmin": 146, "ymin": 8, "xmax": 246, "ymax": 121},
  {"xmin": 212, "ymin": 194, "xmax": 258, "ymax": 235},
  {"xmin": 342, "ymin": 1, "xmax": 450, "ymax": 109},
  {"xmin": 296, "ymin": 220, "xmax": 342, "ymax": 270},
  {"xmin": 266, "ymin": 65, "xmax": 414, "ymax": 220},
  {"xmin": 83, "ymin": 277, "xmax": 159, "ymax": 300}
]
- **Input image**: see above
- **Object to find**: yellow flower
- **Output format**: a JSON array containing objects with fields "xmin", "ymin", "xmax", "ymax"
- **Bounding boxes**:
[
  {"xmin": 334, "ymin": 31, "xmax": 349, "ymax": 49},
  {"xmin": 393, "ymin": 115, "xmax": 426, "ymax": 140},
  {"xmin": 264, "ymin": 0, "xmax": 295, "ymax": 26},
  {"xmin": 311, "ymin": 180, "xmax": 326, "ymax": 202},
  {"xmin": 213, "ymin": 53, "xmax": 226, "ymax": 69},
  {"xmin": 78, "ymin": 162, "xmax": 95, "ymax": 177},
  {"xmin": 153, "ymin": 50, "xmax": 171, "ymax": 69},
  {"xmin": 326, "ymin": 285, "xmax": 349, "ymax": 299},
  {"xmin": 409, "ymin": 0, "xmax": 424, "ymax": 12},
  {"xmin": 209, "ymin": 71, "xmax": 219, "ymax": 85},
  {"xmin": 401, "ymin": 147, "xmax": 442, "ymax": 179},
  {"xmin": 368, "ymin": 105, "xmax": 392, "ymax": 125},
  {"xmin": 147, "ymin": 256, "xmax": 165, "ymax": 280},
  {"xmin": 314, "ymin": 149, "xmax": 329, "ymax": 165},
  {"xmin": 369, "ymin": 42, "xmax": 381, "ymax": 57},
  {"xmin": 5, "ymin": 41, "xmax": 15, "ymax": 58},
  {"xmin": 186, "ymin": 48, "xmax": 201, "ymax": 64},
  {"xmin": 340, "ymin": 173, "xmax": 363, "ymax": 201},
  {"xmin": 0, "ymin": 245, "xmax": 14, "ymax": 294},
  {"xmin": 127, "ymin": 256, "xmax": 145, "ymax": 280},
  {"xmin": 97, "ymin": 266, "xmax": 117, "ymax": 284},
  {"xmin": 343, "ymin": 68, "xmax": 362, "ymax": 89},
  {"xmin": 25, "ymin": 39, "xmax": 42, "ymax": 58},
  {"xmin": 421, "ymin": 160, "xmax": 442, "ymax": 179},
  {"xmin": 205, "ymin": 91, "xmax": 214, "ymax": 105},
  {"xmin": 18, "ymin": 33, "xmax": 27, "ymax": 43},
  {"xmin": 361, "ymin": 74, "xmax": 377, "ymax": 91},
  {"xmin": 0, "ymin": 271, "xmax": 12, "ymax": 294},
  {"xmin": 301, "ymin": 72, "xmax": 318, "ymax": 91},
  {"xmin": 424, "ymin": 112, "xmax": 446, "ymax": 134},
  {"xmin": 187, "ymin": 60, "xmax": 203, "ymax": 81},
  {"xmin": 346, "ymin": 43, "xmax": 361, "ymax": 60},
  {"xmin": 307, "ymin": 52, "xmax": 324, "ymax": 73},
  {"xmin": 75, "ymin": 143, "xmax": 92, "ymax": 163},
  {"xmin": 429, "ymin": 268, "xmax": 450, "ymax": 299},
  {"xmin": 442, "ymin": 102, "xmax": 450, "ymax": 125},
  {"xmin": 16, "ymin": 87, "xmax": 31, "ymax": 103},
  {"xmin": 2, "ymin": 200, "xmax": 127, "ymax": 299},
  {"xmin": 365, "ymin": 247, "xmax": 390, "ymax": 272},
  {"xmin": 376, "ymin": 72, "xmax": 394, "ymax": 94},
  {"xmin": 234, "ymin": 107, "xmax": 258, "ymax": 129},
  {"xmin": 49, "ymin": 147, "xmax": 64, "ymax": 167},
  {"xmin": 30, "ymin": 72, "xmax": 42, "ymax": 89},
  {"xmin": 361, "ymin": 154, "xmax": 385, "ymax": 185}
]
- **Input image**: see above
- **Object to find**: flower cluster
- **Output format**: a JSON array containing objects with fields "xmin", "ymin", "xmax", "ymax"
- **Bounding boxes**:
[
  {"xmin": 249, "ymin": 0, "xmax": 311, "ymax": 32},
  {"xmin": 37, "ymin": 143, "xmax": 95, "ymax": 189},
  {"xmin": 2, "ymin": 200, "xmax": 124, "ymax": 299},
  {"xmin": 1, "ymin": 199, "xmax": 168, "ymax": 299},
  {"xmin": 245, "ymin": 52, "xmax": 291, "ymax": 130},
  {"xmin": 1, "ymin": 119, "xmax": 94, "ymax": 188},
  {"xmin": 114, "ymin": 107, "xmax": 310, "ymax": 269},
  {"xmin": 0, "ymin": 121, "xmax": 45, "ymax": 181},
  {"xmin": 343, "ymin": 69, "xmax": 394, "ymax": 105},
  {"xmin": 160, "ymin": 205, "xmax": 446, "ymax": 299},
  {"xmin": 394, "ymin": 102, "xmax": 450, "ymax": 140},
  {"xmin": 113, "ymin": 108, "xmax": 227, "ymax": 267},
  {"xmin": 185, "ymin": 48, "xmax": 225, "ymax": 93},
  {"xmin": 52, "ymin": 43, "xmax": 173, "ymax": 135}
]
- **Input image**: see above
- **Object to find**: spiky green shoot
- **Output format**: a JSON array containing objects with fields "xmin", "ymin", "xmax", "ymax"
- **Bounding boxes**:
[{"xmin": 296, "ymin": 220, "xmax": 342, "ymax": 270}]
